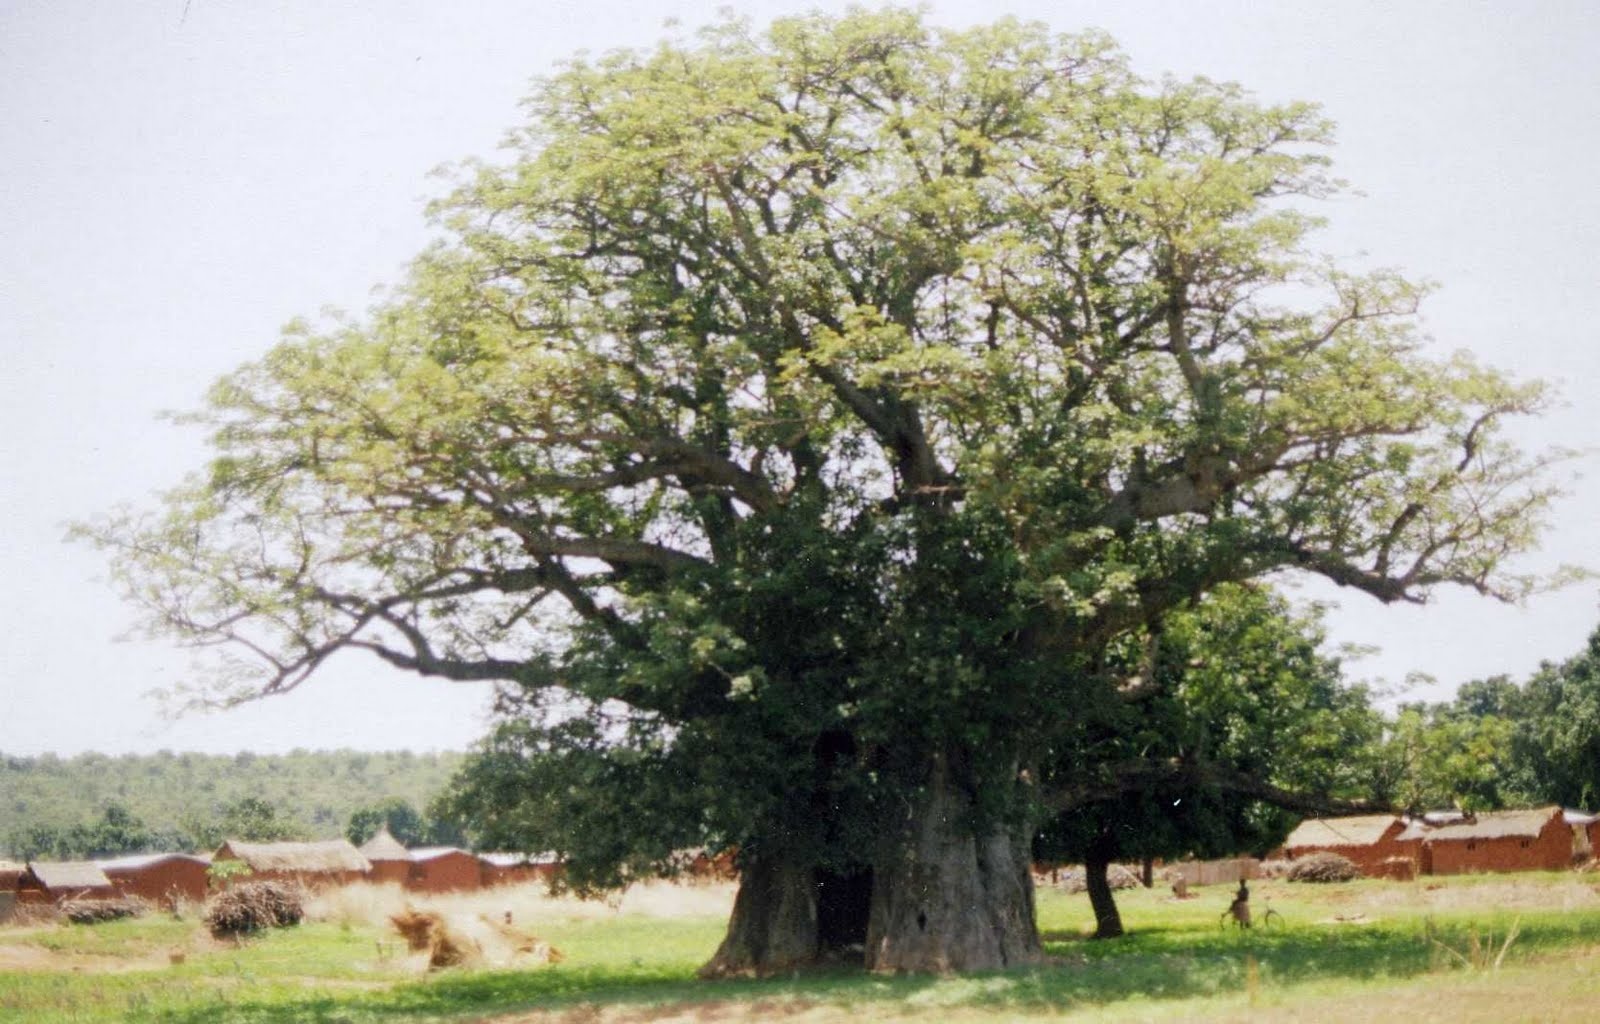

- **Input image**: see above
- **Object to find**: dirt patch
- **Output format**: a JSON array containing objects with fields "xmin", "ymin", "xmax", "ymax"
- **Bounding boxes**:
[
  {"xmin": 485, "ymin": 995, "xmax": 827, "ymax": 1024},
  {"xmin": 0, "ymin": 942, "xmax": 173, "ymax": 974},
  {"xmin": 308, "ymin": 879, "xmax": 736, "ymax": 934},
  {"xmin": 1208, "ymin": 944, "xmax": 1600, "ymax": 1023}
]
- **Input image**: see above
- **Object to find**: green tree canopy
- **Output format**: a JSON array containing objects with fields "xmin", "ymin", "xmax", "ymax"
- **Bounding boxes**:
[
  {"xmin": 216, "ymin": 797, "xmax": 306, "ymax": 843},
  {"xmin": 346, "ymin": 797, "xmax": 426, "ymax": 847},
  {"xmin": 80, "ymin": 9, "xmax": 1558, "ymax": 973},
  {"xmin": 1037, "ymin": 583, "xmax": 1380, "ymax": 936}
]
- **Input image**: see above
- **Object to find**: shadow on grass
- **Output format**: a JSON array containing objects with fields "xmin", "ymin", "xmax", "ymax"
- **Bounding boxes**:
[{"xmin": 133, "ymin": 912, "xmax": 1600, "ymax": 1024}]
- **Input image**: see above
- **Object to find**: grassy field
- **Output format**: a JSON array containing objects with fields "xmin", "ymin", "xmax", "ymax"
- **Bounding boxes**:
[{"xmin": 3, "ymin": 872, "xmax": 1599, "ymax": 1023}]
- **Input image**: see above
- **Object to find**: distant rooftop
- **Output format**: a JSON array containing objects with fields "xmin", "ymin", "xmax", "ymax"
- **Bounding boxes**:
[
  {"xmin": 1284, "ymin": 814, "xmax": 1402, "ymax": 850},
  {"xmin": 96, "ymin": 852, "xmax": 211, "ymax": 871}
]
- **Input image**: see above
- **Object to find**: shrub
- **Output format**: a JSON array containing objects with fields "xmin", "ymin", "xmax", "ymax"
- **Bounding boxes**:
[
  {"xmin": 1287, "ymin": 852, "xmax": 1363, "ymax": 883},
  {"xmin": 204, "ymin": 881, "xmax": 305, "ymax": 936},
  {"xmin": 61, "ymin": 898, "xmax": 145, "ymax": 924}
]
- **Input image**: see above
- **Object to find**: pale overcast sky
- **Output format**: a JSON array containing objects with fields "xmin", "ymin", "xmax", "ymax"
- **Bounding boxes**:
[{"xmin": 2, "ymin": 0, "xmax": 1598, "ymax": 755}]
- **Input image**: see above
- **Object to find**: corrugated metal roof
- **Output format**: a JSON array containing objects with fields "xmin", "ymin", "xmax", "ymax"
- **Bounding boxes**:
[
  {"xmin": 1426, "ymin": 807, "xmax": 1563, "ymax": 842},
  {"xmin": 358, "ymin": 828, "xmax": 411, "ymax": 862},
  {"xmin": 478, "ymin": 851, "xmax": 560, "ymax": 867},
  {"xmin": 409, "ymin": 846, "xmax": 472, "ymax": 862},
  {"xmin": 96, "ymin": 853, "xmax": 211, "ymax": 873},
  {"xmin": 217, "ymin": 840, "xmax": 370, "ymax": 874},
  {"xmin": 1284, "ymin": 815, "xmax": 1404, "ymax": 850},
  {"xmin": 28, "ymin": 861, "xmax": 113, "ymax": 890},
  {"xmin": 478, "ymin": 852, "xmax": 527, "ymax": 868},
  {"xmin": 1395, "ymin": 820, "xmax": 1430, "ymax": 843},
  {"xmin": 1563, "ymin": 808, "xmax": 1599, "ymax": 826}
]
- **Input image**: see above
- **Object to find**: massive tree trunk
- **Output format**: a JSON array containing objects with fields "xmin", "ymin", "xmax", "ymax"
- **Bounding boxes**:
[
  {"xmin": 699, "ymin": 854, "xmax": 875, "ymax": 977},
  {"xmin": 1084, "ymin": 835, "xmax": 1124, "ymax": 939},
  {"xmin": 699, "ymin": 852, "xmax": 818, "ymax": 977},
  {"xmin": 865, "ymin": 755, "xmax": 1042, "ymax": 973}
]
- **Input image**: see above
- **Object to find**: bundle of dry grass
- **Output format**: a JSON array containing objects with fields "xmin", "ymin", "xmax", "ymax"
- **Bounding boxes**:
[
  {"xmin": 1287, "ymin": 852, "xmax": 1363, "ymax": 883},
  {"xmin": 1058, "ymin": 865, "xmax": 1142, "ymax": 894},
  {"xmin": 477, "ymin": 913, "xmax": 564, "ymax": 964},
  {"xmin": 390, "ymin": 908, "xmax": 482, "ymax": 969},
  {"xmin": 204, "ymin": 881, "xmax": 305, "ymax": 936},
  {"xmin": 61, "ymin": 898, "xmax": 145, "ymax": 924}
]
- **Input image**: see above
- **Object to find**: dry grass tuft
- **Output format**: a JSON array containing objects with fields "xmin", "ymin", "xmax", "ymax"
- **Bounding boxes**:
[
  {"xmin": 388, "ymin": 907, "xmax": 482, "ymax": 969},
  {"xmin": 305, "ymin": 881, "xmax": 410, "ymax": 929}
]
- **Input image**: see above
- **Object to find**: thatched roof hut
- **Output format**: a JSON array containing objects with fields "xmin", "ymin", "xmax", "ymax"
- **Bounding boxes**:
[
  {"xmin": 98, "ymin": 853, "xmax": 211, "ymax": 907},
  {"xmin": 407, "ymin": 847, "xmax": 481, "ymax": 892},
  {"xmin": 1282, "ymin": 814, "xmax": 1417, "ymax": 877},
  {"xmin": 1284, "ymin": 814, "xmax": 1405, "ymax": 850},
  {"xmin": 359, "ymin": 828, "xmax": 410, "ymax": 862},
  {"xmin": 18, "ymin": 861, "xmax": 116, "ymax": 904},
  {"xmin": 214, "ymin": 839, "xmax": 370, "ymax": 887},
  {"xmin": 1435, "ymin": 807, "xmax": 1563, "ymax": 841},
  {"xmin": 1423, "ymin": 806, "xmax": 1570, "ymax": 874},
  {"xmin": 0, "ymin": 860, "xmax": 23, "ymax": 890},
  {"xmin": 358, "ymin": 827, "xmax": 412, "ymax": 885}
]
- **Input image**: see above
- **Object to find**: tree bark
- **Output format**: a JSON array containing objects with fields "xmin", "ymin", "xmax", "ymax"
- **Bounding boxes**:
[
  {"xmin": 699, "ymin": 852, "xmax": 819, "ymax": 977},
  {"xmin": 1084, "ymin": 840, "xmax": 1124, "ymax": 939},
  {"xmin": 865, "ymin": 757, "xmax": 1042, "ymax": 973}
]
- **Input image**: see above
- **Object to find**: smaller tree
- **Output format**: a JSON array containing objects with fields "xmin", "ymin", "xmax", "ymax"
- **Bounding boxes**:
[
  {"xmin": 7, "ymin": 823, "xmax": 73, "ymax": 861},
  {"xmin": 1037, "ymin": 584, "xmax": 1380, "ymax": 937},
  {"xmin": 217, "ymin": 797, "xmax": 306, "ymax": 842},
  {"xmin": 1516, "ymin": 627, "xmax": 1600, "ymax": 810},
  {"xmin": 1369, "ymin": 703, "xmax": 1520, "ymax": 814},
  {"xmin": 346, "ymin": 797, "xmax": 425, "ymax": 846},
  {"xmin": 75, "ymin": 802, "xmax": 155, "ymax": 858},
  {"xmin": 6, "ymin": 803, "xmax": 156, "ymax": 860}
]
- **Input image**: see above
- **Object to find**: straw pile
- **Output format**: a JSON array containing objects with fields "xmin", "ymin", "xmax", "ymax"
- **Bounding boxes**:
[
  {"xmin": 1287, "ymin": 852, "xmax": 1362, "ymax": 883},
  {"xmin": 205, "ymin": 881, "xmax": 305, "ymax": 936},
  {"xmin": 390, "ymin": 908, "xmax": 481, "ymax": 969},
  {"xmin": 1058, "ymin": 865, "xmax": 1142, "ymax": 894},
  {"xmin": 478, "ymin": 912, "xmax": 564, "ymax": 964}
]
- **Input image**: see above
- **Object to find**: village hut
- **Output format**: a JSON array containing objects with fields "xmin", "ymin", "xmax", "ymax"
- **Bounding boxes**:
[
  {"xmin": 1563, "ymin": 809, "xmax": 1599, "ymax": 860},
  {"xmin": 1283, "ymin": 814, "xmax": 1419, "ymax": 876},
  {"xmin": 0, "ymin": 860, "xmax": 23, "ymax": 923},
  {"xmin": 479, "ymin": 852, "xmax": 531, "ymax": 887},
  {"xmin": 17, "ymin": 861, "xmax": 116, "ymax": 905},
  {"xmin": 358, "ymin": 827, "xmax": 413, "ymax": 886},
  {"xmin": 97, "ymin": 853, "xmax": 211, "ymax": 908},
  {"xmin": 212, "ymin": 839, "xmax": 370, "ymax": 889},
  {"xmin": 406, "ymin": 847, "xmax": 481, "ymax": 893},
  {"xmin": 1422, "ymin": 807, "xmax": 1570, "ymax": 875}
]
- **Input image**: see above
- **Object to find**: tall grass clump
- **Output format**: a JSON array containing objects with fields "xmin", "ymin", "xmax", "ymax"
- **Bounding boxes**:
[{"xmin": 1425, "ymin": 915, "xmax": 1523, "ymax": 972}]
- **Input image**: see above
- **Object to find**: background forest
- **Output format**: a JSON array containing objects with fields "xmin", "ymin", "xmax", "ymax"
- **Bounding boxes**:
[
  {"xmin": 0, "ymin": 749, "xmax": 463, "ymax": 859},
  {"xmin": 3, "ymin": 614, "xmax": 1597, "ymax": 864}
]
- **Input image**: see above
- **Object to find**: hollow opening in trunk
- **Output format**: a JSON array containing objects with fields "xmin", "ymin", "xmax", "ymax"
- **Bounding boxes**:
[{"xmin": 816, "ymin": 865, "xmax": 872, "ymax": 949}]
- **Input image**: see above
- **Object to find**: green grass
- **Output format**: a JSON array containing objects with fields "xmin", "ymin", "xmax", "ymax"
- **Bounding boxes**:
[{"xmin": 3, "ymin": 875, "xmax": 1599, "ymax": 1023}]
